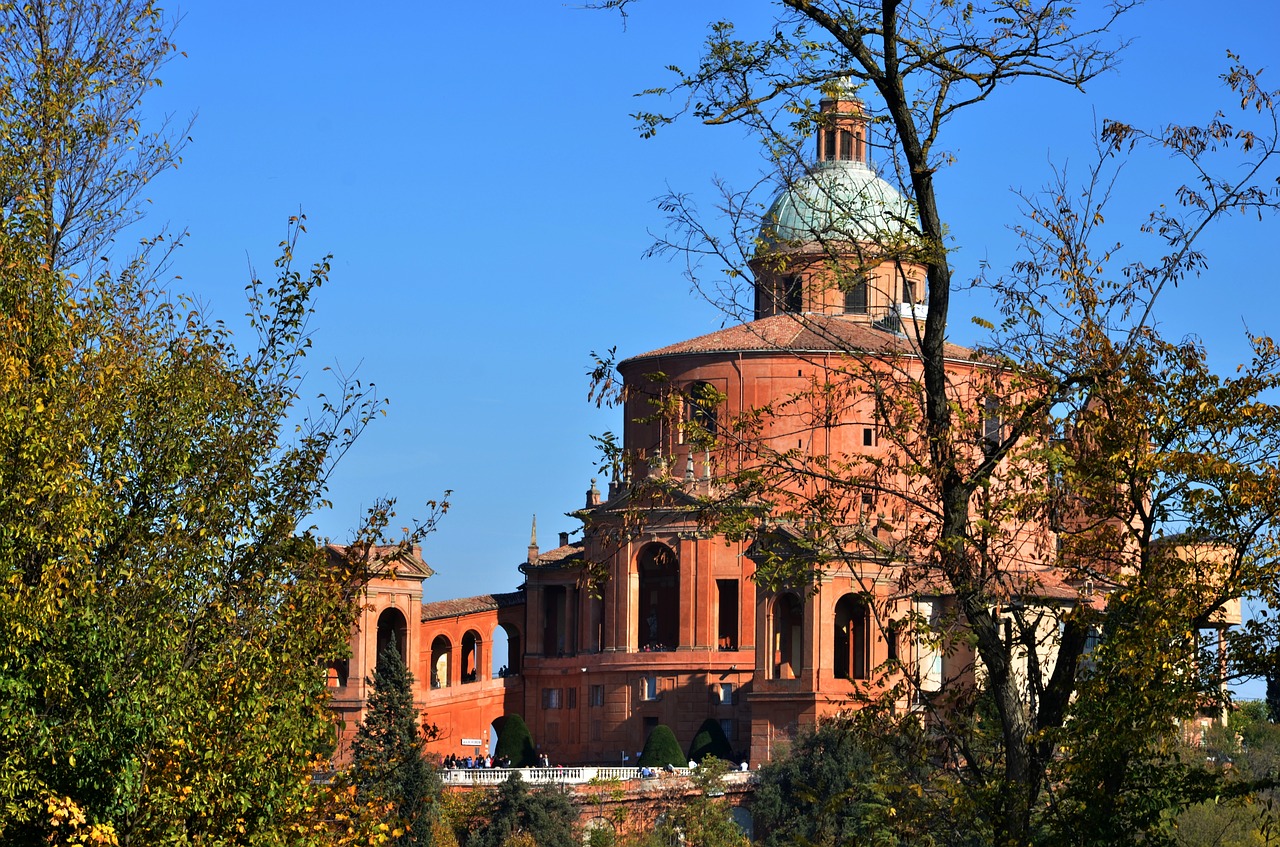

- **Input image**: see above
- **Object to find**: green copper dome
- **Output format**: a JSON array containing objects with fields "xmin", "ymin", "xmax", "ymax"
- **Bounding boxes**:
[{"xmin": 760, "ymin": 160, "xmax": 915, "ymax": 248}]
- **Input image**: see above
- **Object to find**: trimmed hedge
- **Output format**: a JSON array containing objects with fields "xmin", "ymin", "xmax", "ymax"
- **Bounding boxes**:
[
  {"xmin": 687, "ymin": 717, "xmax": 734, "ymax": 763},
  {"xmin": 638, "ymin": 724, "xmax": 685, "ymax": 768},
  {"xmin": 493, "ymin": 713, "xmax": 537, "ymax": 767}
]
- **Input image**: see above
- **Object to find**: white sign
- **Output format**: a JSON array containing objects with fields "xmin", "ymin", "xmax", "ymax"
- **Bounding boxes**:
[{"xmin": 461, "ymin": 737, "xmax": 483, "ymax": 747}]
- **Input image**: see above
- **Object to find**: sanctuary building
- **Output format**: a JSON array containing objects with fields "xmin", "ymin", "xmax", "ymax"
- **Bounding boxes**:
[{"xmin": 328, "ymin": 92, "xmax": 1239, "ymax": 767}]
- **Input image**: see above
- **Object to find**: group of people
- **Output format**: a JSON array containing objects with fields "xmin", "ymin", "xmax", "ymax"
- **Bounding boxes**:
[
  {"xmin": 634, "ymin": 758, "xmax": 750, "ymax": 778},
  {"xmin": 440, "ymin": 751, "xmax": 554, "ymax": 770},
  {"xmin": 442, "ymin": 753, "xmax": 512, "ymax": 769}
]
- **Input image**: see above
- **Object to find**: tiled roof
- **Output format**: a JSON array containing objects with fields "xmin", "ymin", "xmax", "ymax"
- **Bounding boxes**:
[
  {"xmin": 421, "ymin": 591, "xmax": 524, "ymax": 622},
  {"xmin": 622, "ymin": 313, "xmax": 972, "ymax": 364},
  {"xmin": 524, "ymin": 542, "xmax": 586, "ymax": 569},
  {"xmin": 325, "ymin": 542, "xmax": 434, "ymax": 578},
  {"xmin": 909, "ymin": 565, "xmax": 1093, "ymax": 604}
]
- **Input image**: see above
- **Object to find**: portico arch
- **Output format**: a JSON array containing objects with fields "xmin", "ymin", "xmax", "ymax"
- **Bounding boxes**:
[
  {"xmin": 636, "ymin": 541, "xmax": 679, "ymax": 651},
  {"xmin": 834, "ymin": 593, "xmax": 871, "ymax": 680},
  {"xmin": 492, "ymin": 622, "xmax": 520, "ymax": 676},
  {"xmin": 430, "ymin": 634, "xmax": 452, "ymax": 689},
  {"xmin": 772, "ymin": 593, "xmax": 803, "ymax": 680},
  {"xmin": 461, "ymin": 629, "xmax": 482, "ymax": 683},
  {"xmin": 376, "ymin": 607, "xmax": 408, "ymax": 669}
]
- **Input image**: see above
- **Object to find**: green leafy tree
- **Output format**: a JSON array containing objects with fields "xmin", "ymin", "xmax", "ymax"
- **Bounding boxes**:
[
  {"xmin": 687, "ymin": 718, "xmax": 733, "ymax": 764},
  {"xmin": 645, "ymin": 757, "xmax": 749, "ymax": 847},
  {"xmin": 0, "ymin": 4, "xmax": 447, "ymax": 840},
  {"xmin": 751, "ymin": 712, "xmax": 985, "ymax": 847},
  {"xmin": 0, "ymin": 209, "xmax": 444, "ymax": 843},
  {"xmin": 1172, "ymin": 702, "xmax": 1280, "ymax": 847},
  {"xmin": 0, "ymin": 0, "xmax": 189, "ymax": 272},
  {"xmin": 590, "ymin": 3, "xmax": 1280, "ymax": 844},
  {"xmin": 494, "ymin": 713, "xmax": 538, "ymax": 767},
  {"xmin": 638, "ymin": 724, "xmax": 684, "ymax": 768},
  {"xmin": 466, "ymin": 772, "xmax": 578, "ymax": 847},
  {"xmin": 350, "ymin": 639, "xmax": 443, "ymax": 846}
]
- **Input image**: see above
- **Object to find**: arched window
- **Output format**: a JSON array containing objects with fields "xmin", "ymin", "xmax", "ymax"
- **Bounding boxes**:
[
  {"xmin": 491, "ymin": 623, "xmax": 520, "ymax": 678},
  {"xmin": 636, "ymin": 542, "xmax": 680, "ymax": 652},
  {"xmin": 461, "ymin": 630, "xmax": 482, "ymax": 683},
  {"xmin": 376, "ymin": 608, "xmax": 408, "ymax": 670},
  {"xmin": 773, "ymin": 593, "xmax": 803, "ymax": 679},
  {"xmin": 430, "ymin": 634, "xmax": 452, "ymax": 689},
  {"xmin": 834, "ymin": 594, "xmax": 871, "ymax": 681}
]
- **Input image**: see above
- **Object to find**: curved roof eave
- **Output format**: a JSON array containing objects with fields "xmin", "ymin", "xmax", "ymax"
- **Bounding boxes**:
[{"xmin": 619, "ymin": 313, "xmax": 978, "ymax": 370}]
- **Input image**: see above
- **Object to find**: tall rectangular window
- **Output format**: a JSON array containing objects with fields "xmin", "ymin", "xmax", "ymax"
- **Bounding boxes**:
[
  {"xmin": 717, "ymin": 579, "xmax": 739, "ymax": 650},
  {"xmin": 783, "ymin": 275, "xmax": 804, "ymax": 313},
  {"xmin": 719, "ymin": 682, "xmax": 734, "ymax": 704},
  {"xmin": 839, "ymin": 130, "xmax": 853, "ymax": 160},
  {"xmin": 983, "ymin": 396, "xmax": 1002, "ymax": 448},
  {"xmin": 822, "ymin": 129, "xmax": 838, "ymax": 160},
  {"xmin": 542, "ymin": 688, "xmax": 563, "ymax": 709},
  {"xmin": 640, "ymin": 674, "xmax": 658, "ymax": 701},
  {"xmin": 589, "ymin": 684, "xmax": 605, "ymax": 707},
  {"xmin": 844, "ymin": 279, "xmax": 867, "ymax": 314},
  {"xmin": 543, "ymin": 585, "xmax": 567, "ymax": 656}
]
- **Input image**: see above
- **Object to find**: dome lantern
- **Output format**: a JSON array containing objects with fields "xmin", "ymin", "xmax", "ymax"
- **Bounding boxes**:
[
  {"xmin": 750, "ymin": 88, "xmax": 926, "ymax": 331},
  {"xmin": 817, "ymin": 79, "xmax": 868, "ymax": 165}
]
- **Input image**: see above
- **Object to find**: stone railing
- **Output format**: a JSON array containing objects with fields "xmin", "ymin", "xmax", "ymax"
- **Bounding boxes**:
[{"xmin": 441, "ymin": 766, "xmax": 757, "ymax": 788}]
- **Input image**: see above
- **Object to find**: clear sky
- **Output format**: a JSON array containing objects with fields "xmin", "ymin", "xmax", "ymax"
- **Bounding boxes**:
[{"xmin": 134, "ymin": 1, "xmax": 1279, "ymax": 625}]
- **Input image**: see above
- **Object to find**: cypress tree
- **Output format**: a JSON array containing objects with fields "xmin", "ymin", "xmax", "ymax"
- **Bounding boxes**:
[
  {"xmin": 1267, "ymin": 665, "xmax": 1280, "ymax": 723},
  {"xmin": 350, "ymin": 639, "xmax": 441, "ymax": 846},
  {"xmin": 638, "ymin": 724, "xmax": 685, "ymax": 768},
  {"xmin": 687, "ymin": 717, "xmax": 734, "ymax": 763},
  {"xmin": 493, "ymin": 713, "xmax": 538, "ymax": 767}
]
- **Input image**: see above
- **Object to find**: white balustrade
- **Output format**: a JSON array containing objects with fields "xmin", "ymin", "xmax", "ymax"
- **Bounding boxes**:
[{"xmin": 440, "ymin": 766, "xmax": 709, "ymax": 786}]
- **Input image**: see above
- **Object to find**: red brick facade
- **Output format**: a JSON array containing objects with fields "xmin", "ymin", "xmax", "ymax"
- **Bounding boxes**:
[{"xmin": 329, "ymin": 94, "xmax": 1238, "ymax": 769}]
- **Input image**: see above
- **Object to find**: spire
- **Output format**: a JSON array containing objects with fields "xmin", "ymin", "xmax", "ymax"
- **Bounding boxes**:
[{"xmin": 527, "ymin": 515, "xmax": 539, "ymax": 564}]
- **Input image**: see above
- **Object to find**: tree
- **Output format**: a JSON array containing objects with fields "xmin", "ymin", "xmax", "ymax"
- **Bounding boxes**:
[
  {"xmin": 645, "ymin": 757, "xmax": 749, "ymax": 847},
  {"xmin": 0, "ymin": 210, "xmax": 443, "ymax": 843},
  {"xmin": 350, "ymin": 639, "xmax": 443, "ymax": 847},
  {"xmin": 466, "ymin": 772, "xmax": 579, "ymax": 847},
  {"xmin": 0, "ymin": 3, "xmax": 451, "ymax": 843},
  {"xmin": 592, "ymin": 3, "xmax": 1280, "ymax": 844},
  {"xmin": 0, "ymin": 0, "xmax": 189, "ymax": 272},
  {"xmin": 638, "ymin": 724, "xmax": 685, "ymax": 768},
  {"xmin": 494, "ymin": 713, "xmax": 538, "ymax": 767},
  {"xmin": 687, "ymin": 718, "xmax": 734, "ymax": 764},
  {"xmin": 751, "ymin": 712, "xmax": 985, "ymax": 847}
]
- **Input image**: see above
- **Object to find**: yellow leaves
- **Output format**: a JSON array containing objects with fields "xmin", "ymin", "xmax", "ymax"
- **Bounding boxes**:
[{"xmin": 44, "ymin": 795, "xmax": 119, "ymax": 846}]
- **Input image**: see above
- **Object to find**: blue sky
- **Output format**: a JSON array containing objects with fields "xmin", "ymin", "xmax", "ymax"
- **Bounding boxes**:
[{"xmin": 136, "ymin": 0, "xmax": 1279, "ymax": 626}]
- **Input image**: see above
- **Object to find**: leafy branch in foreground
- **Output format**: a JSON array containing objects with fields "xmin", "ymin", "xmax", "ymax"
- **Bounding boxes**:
[{"xmin": 591, "ymin": 3, "xmax": 1280, "ymax": 844}]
